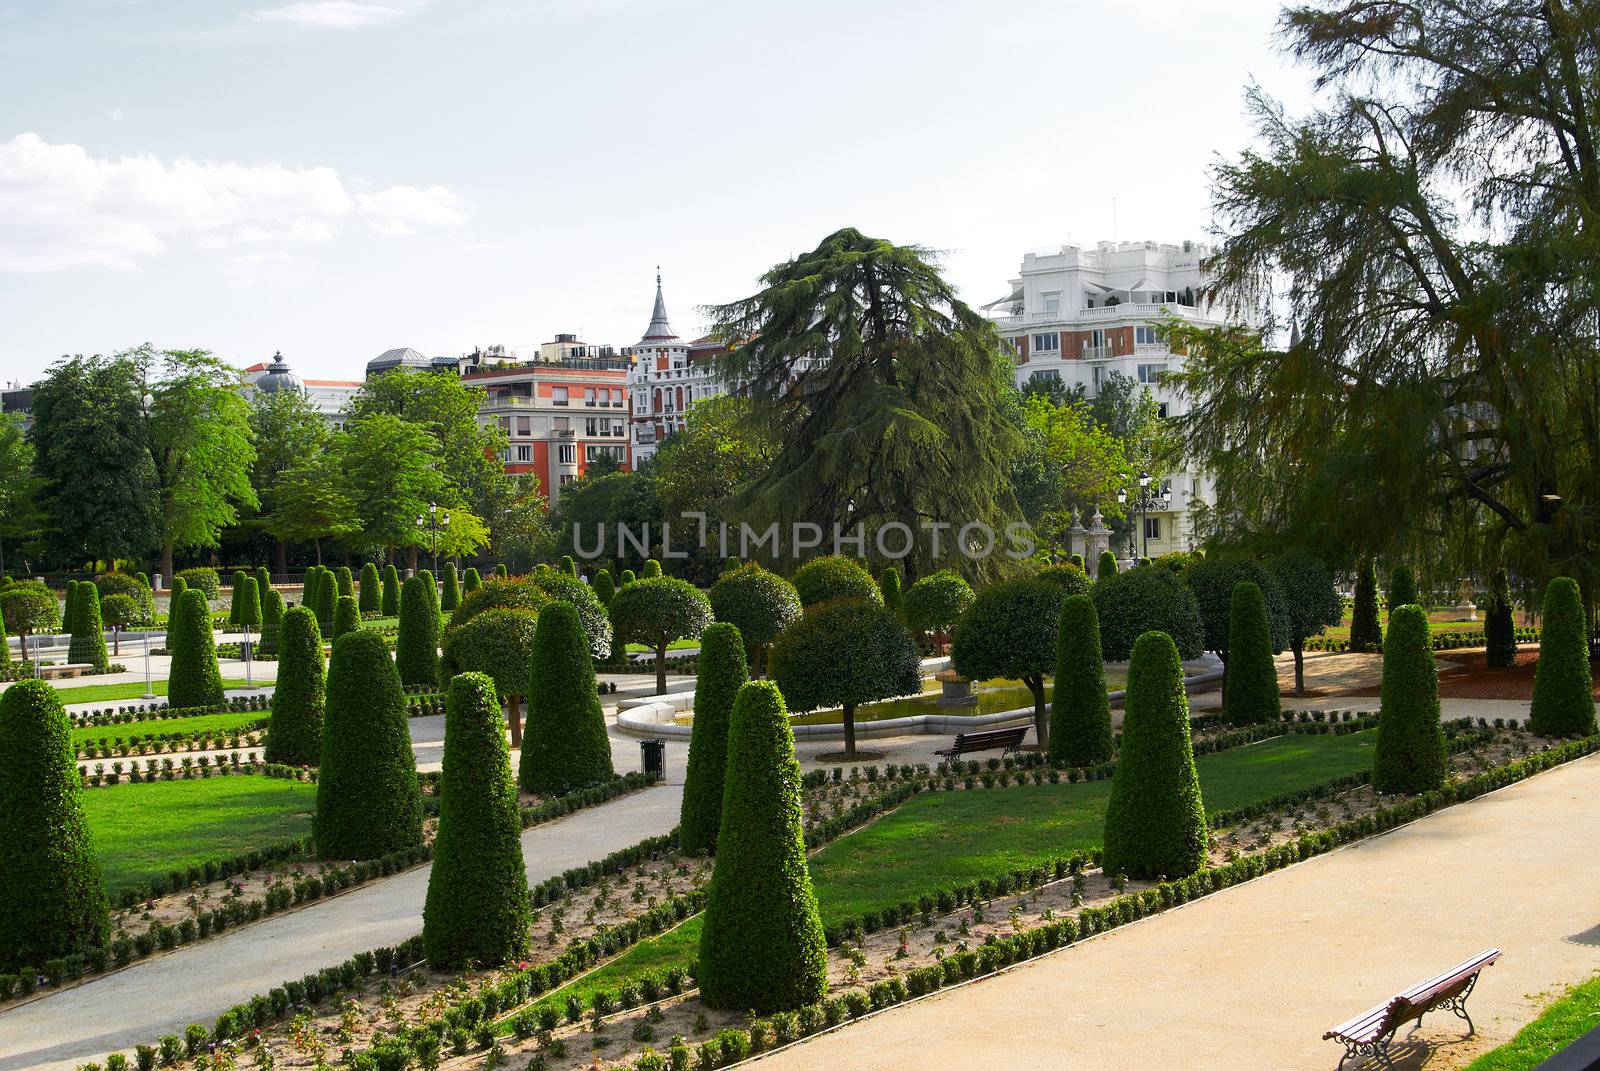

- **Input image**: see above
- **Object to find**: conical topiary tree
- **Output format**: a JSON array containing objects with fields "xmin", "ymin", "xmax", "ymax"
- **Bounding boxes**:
[
  {"xmin": 463, "ymin": 567, "xmax": 481, "ymax": 595},
  {"xmin": 1373, "ymin": 604, "xmax": 1446, "ymax": 794},
  {"xmin": 1050, "ymin": 594, "xmax": 1112, "ymax": 767},
  {"xmin": 496, "ymin": 563, "xmax": 508, "ymax": 577},
  {"xmin": 313, "ymin": 567, "xmax": 336, "ymax": 632},
  {"xmin": 168, "ymin": 588, "xmax": 224, "ymax": 709},
  {"xmin": 0, "ymin": 679, "xmax": 111, "ymax": 971},
  {"xmin": 1070, "ymin": 553, "xmax": 1084, "ymax": 569},
  {"xmin": 228, "ymin": 570, "xmax": 248, "ymax": 626},
  {"xmin": 441, "ymin": 562, "xmax": 460, "ymax": 612},
  {"xmin": 301, "ymin": 566, "xmax": 321, "ymax": 618},
  {"xmin": 315, "ymin": 630, "xmax": 423, "ymax": 859},
  {"xmin": 381, "ymin": 564, "xmax": 401, "ymax": 616},
  {"xmin": 1529, "ymin": 577, "xmax": 1596, "ymax": 738},
  {"xmin": 1484, "ymin": 567, "xmax": 1517, "ymax": 668},
  {"xmin": 592, "ymin": 568, "xmax": 615, "ymax": 607},
  {"xmin": 520, "ymin": 602, "xmax": 615, "ymax": 795},
  {"xmin": 1223, "ymin": 581, "xmax": 1281, "ymax": 726},
  {"xmin": 331, "ymin": 594, "xmax": 361, "ymax": 641},
  {"xmin": 236, "ymin": 575, "xmax": 261, "ymax": 633},
  {"xmin": 423, "ymin": 672, "xmax": 530, "ymax": 968},
  {"xmin": 680, "ymin": 623, "xmax": 748, "ymax": 854},
  {"xmin": 879, "ymin": 565, "xmax": 903, "ymax": 619},
  {"xmin": 1386, "ymin": 565, "xmax": 1417, "ymax": 612},
  {"xmin": 359, "ymin": 562, "xmax": 381, "ymax": 614},
  {"xmin": 336, "ymin": 565, "xmax": 354, "ymax": 599},
  {"xmin": 396, "ymin": 574, "xmax": 439, "ymax": 687},
  {"xmin": 260, "ymin": 588, "xmax": 285, "ymax": 655},
  {"xmin": 1350, "ymin": 558, "xmax": 1382, "ymax": 652},
  {"xmin": 266, "ymin": 607, "xmax": 325, "ymax": 767},
  {"xmin": 620, "ymin": 568, "xmax": 636, "ymax": 586},
  {"xmin": 559, "ymin": 554, "xmax": 577, "ymax": 577},
  {"xmin": 1102, "ymin": 630, "xmax": 1208, "ymax": 880},
  {"xmin": 169, "ymin": 574, "xmax": 187, "ymax": 606},
  {"xmin": 69, "ymin": 581, "xmax": 109, "ymax": 672},
  {"xmin": 697, "ymin": 680, "xmax": 827, "ymax": 1012},
  {"xmin": 1097, "ymin": 549, "xmax": 1118, "ymax": 579},
  {"xmin": 255, "ymin": 565, "xmax": 272, "ymax": 606}
]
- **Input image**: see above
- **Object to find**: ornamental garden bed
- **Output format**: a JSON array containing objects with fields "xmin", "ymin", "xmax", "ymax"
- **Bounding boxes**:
[
  {"xmin": 71, "ymin": 709, "xmax": 268, "ymax": 759},
  {"xmin": 44, "ymin": 676, "xmax": 253, "ymax": 706}
]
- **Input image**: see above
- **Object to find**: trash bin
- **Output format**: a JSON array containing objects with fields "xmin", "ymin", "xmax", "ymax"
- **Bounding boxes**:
[{"xmin": 640, "ymin": 738, "xmax": 666, "ymax": 779}]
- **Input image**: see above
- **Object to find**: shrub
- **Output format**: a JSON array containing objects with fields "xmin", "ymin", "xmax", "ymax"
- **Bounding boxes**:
[
  {"xmin": 69, "ymin": 581, "xmax": 110, "ymax": 672},
  {"xmin": 463, "ymin": 567, "xmax": 481, "ymax": 595},
  {"xmin": 235, "ymin": 576, "xmax": 261, "ymax": 632},
  {"xmin": 1267, "ymin": 553, "xmax": 1343, "ymax": 696},
  {"xmin": 791, "ymin": 555, "xmax": 880, "ymax": 608},
  {"xmin": 255, "ymin": 565, "xmax": 272, "ymax": 606},
  {"xmin": 100, "ymin": 593, "xmax": 141, "ymax": 655},
  {"xmin": 620, "ymin": 569, "xmax": 637, "ymax": 586},
  {"xmin": 315, "ymin": 631, "xmax": 424, "ymax": 859},
  {"xmin": 1102, "ymin": 631, "xmax": 1207, "ymax": 879},
  {"xmin": 174, "ymin": 567, "xmax": 219, "ymax": 600},
  {"xmin": 169, "ymin": 574, "xmax": 187, "ymax": 603},
  {"xmin": 331, "ymin": 594, "xmax": 361, "ymax": 642},
  {"xmin": 1097, "ymin": 549, "xmax": 1117, "ymax": 578},
  {"xmin": 1484, "ymin": 567, "xmax": 1517, "ymax": 668},
  {"xmin": 0, "ymin": 584, "xmax": 59, "ymax": 660},
  {"xmin": 1529, "ymin": 577, "xmax": 1596, "ymax": 738},
  {"xmin": 381, "ymin": 564, "xmax": 401, "ymax": 616},
  {"xmin": 592, "ymin": 568, "xmax": 615, "ymax": 606},
  {"xmin": 441, "ymin": 608, "xmax": 537, "ymax": 748},
  {"xmin": 1349, "ymin": 558, "xmax": 1382, "ymax": 652},
  {"xmin": 0, "ymin": 680, "xmax": 111, "ymax": 970},
  {"xmin": 697, "ymin": 681, "xmax": 827, "ymax": 1012},
  {"xmin": 1386, "ymin": 565, "xmax": 1417, "ymax": 610},
  {"xmin": 359, "ymin": 563, "xmax": 381, "ymax": 614},
  {"xmin": 520, "ymin": 602, "xmax": 615, "ymax": 795},
  {"xmin": 608, "ymin": 577, "xmax": 712, "ymax": 694},
  {"xmin": 396, "ymin": 574, "xmax": 440, "ymax": 688},
  {"xmin": 1091, "ymin": 565, "xmax": 1204, "ymax": 662},
  {"xmin": 496, "ymin": 563, "xmax": 508, "ymax": 577},
  {"xmin": 313, "ymin": 567, "xmax": 336, "ymax": 632},
  {"xmin": 708, "ymin": 563, "xmax": 801, "ymax": 675},
  {"xmin": 680, "ymin": 623, "xmax": 748, "ymax": 854},
  {"xmin": 901, "ymin": 569, "xmax": 974, "ymax": 637},
  {"xmin": 1223, "ymin": 582, "xmax": 1281, "ymax": 726},
  {"xmin": 300, "ymin": 566, "xmax": 320, "ymax": 618},
  {"xmin": 559, "ymin": 554, "xmax": 577, "ymax": 577},
  {"xmin": 528, "ymin": 567, "xmax": 612, "ymax": 659},
  {"xmin": 1185, "ymin": 559, "xmax": 1289, "ymax": 670},
  {"xmin": 450, "ymin": 575, "xmax": 549, "ymax": 630},
  {"xmin": 879, "ymin": 566, "xmax": 903, "ymax": 617},
  {"xmin": 440, "ymin": 562, "xmax": 460, "ymax": 612},
  {"xmin": 266, "ymin": 607, "xmax": 324, "ymax": 767},
  {"xmin": 228, "ymin": 571, "xmax": 248, "ymax": 626},
  {"xmin": 259, "ymin": 588, "xmax": 284, "ymax": 655},
  {"xmin": 96, "ymin": 572, "xmax": 153, "ymax": 626},
  {"xmin": 167, "ymin": 589, "xmax": 224, "ymax": 710},
  {"xmin": 1050, "ymin": 594, "xmax": 1112, "ymax": 766},
  {"xmin": 336, "ymin": 566, "xmax": 354, "ymax": 600},
  {"xmin": 770, "ymin": 598, "xmax": 919, "ymax": 758},
  {"xmin": 640, "ymin": 558, "xmax": 662, "ymax": 579},
  {"xmin": 1373, "ymin": 605, "xmax": 1447, "ymax": 794},
  {"xmin": 952, "ymin": 577, "xmax": 1068, "ymax": 750},
  {"xmin": 423, "ymin": 673, "xmax": 531, "ymax": 967}
]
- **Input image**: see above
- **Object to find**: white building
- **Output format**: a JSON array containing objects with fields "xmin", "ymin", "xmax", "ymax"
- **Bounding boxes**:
[
  {"xmin": 985, "ymin": 240, "xmax": 1234, "ymax": 559},
  {"xmin": 626, "ymin": 272, "xmax": 726, "ymax": 468},
  {"xmin": 240, "ymin": 352, "xmax": 362, "ymax": 429}
]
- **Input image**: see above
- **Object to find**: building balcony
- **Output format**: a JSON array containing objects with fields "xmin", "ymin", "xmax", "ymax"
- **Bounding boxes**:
[{"xmin": 994, "ymin": 301, "xmax": 1219, "ymax": 330}]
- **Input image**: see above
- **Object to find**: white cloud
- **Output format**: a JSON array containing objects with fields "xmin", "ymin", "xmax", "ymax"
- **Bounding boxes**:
[
  {"xmin": 248, "ymin": 1, "xmax": 403, "ymax": 29},
  {"xmin": 0, "ymin": 133, "xmax": 465, "ymax": 272},
  {"xmin": 356, "ymin": 184, "xmax": 466, "ymax": 236}
]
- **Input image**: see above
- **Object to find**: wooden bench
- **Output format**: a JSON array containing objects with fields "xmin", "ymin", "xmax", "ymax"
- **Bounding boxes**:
[
  {"xmin": 934, "ymin": 725, "xmax": 1028, "ymax": 759},
  {"xmin": 1324, "ymin": 949, "xmax": 1501, "ymax": 1069},
  {"xmin": 37, "ymin": 663, "xmax": 96, "ymax": 680}
]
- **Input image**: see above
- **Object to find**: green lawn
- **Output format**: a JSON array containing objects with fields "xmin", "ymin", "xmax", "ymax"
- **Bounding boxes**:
[
  {"xmin": 624, "ymin": 639, "xmax": 701, "ymax": 654},
  {"xmin": 83, "ymin": 776, "xmax": 316, "ymax": 894},
  {"xmin": 72, "ymin": 709, "xmax": 268, "ymax": 748},
  {"xmin": 789, "ymin": 673, "xmax": 1129, "ymax": 727},
  {"xmin": 506, "ymin": 730, "xmax": 1377, "ymax": 1027},
  {"xmin": 1465, "ymin": 973, "xmax": 1600, "ymax": 1070},
  {"xmin": 46, "ymin": 677, "xmax": 253, "ymax": 706}
]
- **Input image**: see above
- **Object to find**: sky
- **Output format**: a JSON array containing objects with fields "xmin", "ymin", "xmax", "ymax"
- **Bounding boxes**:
[{"xmin": 0, "ymin": 0, "xmax": 1317, "ymax": 384}]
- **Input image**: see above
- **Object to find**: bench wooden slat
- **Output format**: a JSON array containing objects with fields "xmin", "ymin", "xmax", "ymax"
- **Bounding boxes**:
[
  {"xmin": 1324, "ymin": 949, "xmax": 1500, "ymax": 1062},
  {"xmin": 934, "ymin": 725, "xmax": 1028, "ymax": 758}
]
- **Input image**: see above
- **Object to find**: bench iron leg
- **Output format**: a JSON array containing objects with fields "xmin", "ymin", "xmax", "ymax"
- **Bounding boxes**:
[
  {"xmin": 1446, "ymin": 974, "xmax": 1480, "ymax": 1035},
  {"xmin": 1339, "ymin": 1037, "xmax": 1396, "ymax": 1071}
]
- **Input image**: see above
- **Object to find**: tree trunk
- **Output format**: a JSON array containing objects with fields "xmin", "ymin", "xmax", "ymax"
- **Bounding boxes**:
[
  {"xmin": 18, "ymin": 632, "xmax": 27, "ymax": 660},
  {"xmin": 407, "ymin": 545, "xmax": 419, "ymax": 572},
  {"xmin": 314, "ymin": 538, "xmax": 323, "ymax": 566},
  {"xmin": 275, "ymin": 539, "xmax": 288, "ymax": 577},
  {"xmin": 1028, "ymin": 675, "xmax": 1048, "ymax": 751},
  {"xmin": 113, "ymin": 627, "xmax": 120, "ymax": 656},
  {"xmin": 507, "ymin": 696, "xmax": 523, "ymax": 748},
  {"xmin": 655, "ymin": 641, "xmax": 668, "ymax": 695},
  {"xmin": 843, "ymin": 701, "xmax": 857, "ymax": 757},
  {"xmin": 1293, "ymin": 641, "xmax": 1305, "ymax": 697},
  {"xmin": 161, "ymin": 542, "xmax": 175, "ymax": 586}
]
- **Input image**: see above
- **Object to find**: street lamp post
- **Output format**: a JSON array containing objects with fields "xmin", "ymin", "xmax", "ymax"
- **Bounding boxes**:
[
  {"xmin": 1116, "ymin": 471, "xmax": 1171, "ymax": 562},
  {"xmin": 416, "ymin": 503, "xmax": 450, "ymax": 577}
]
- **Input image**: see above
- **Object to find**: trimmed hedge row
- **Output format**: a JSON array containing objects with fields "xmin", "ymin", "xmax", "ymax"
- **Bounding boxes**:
[
  {"xmin": 76, "ymin": 757, "xmax": 314, "ymax": 789},
  {"xmin": 73, "ymin": 719, "xmax": 267, "ymax": 759},
  {"xmin": 1305, "ymin": 627, "xmax": 1539, "ymax": 653},
  {"xmin": 69, "ymin": 693, "xmax": 270, "ymax": 727}
]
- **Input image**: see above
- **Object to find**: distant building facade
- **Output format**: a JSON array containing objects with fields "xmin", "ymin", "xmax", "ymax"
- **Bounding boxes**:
[
  {"xmin": 240, "ymin": 352, "xmax": 362, "ymax": 429},
  {"xmin": 625, "ymin": 273, "xmax": 727, "ymax": 469}
]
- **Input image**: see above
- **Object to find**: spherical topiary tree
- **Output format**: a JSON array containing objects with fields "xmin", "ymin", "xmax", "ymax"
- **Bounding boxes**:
[
  {"xmin": 640, "ymin": 558, "xmax": 662, "ymax": 579},
  {"xmin": 592, "ymin": 568, "xmax": 615, "ymax": 606},
  {"xmin": 1529, "ymin": 577, "xmax": 1596, "ymax": 738},
  {"xmin": 709, "ymin": 562, "xmax": 802, "ymax": 676},
  {"xmin": 266, "ymin": 607, "xmax": 325, "ymax": 767},
  {"xmin": 96, "ymin": 572, "xmax": 153, "ymax": 626},
  {"xmin": 381, "ymin": 564, "xmax": 401, "ymax": 617},
  {"xmin": 1051, "ymin": 594, "xmax": 1112, "ymax": 767},
  {"xmin": 359, "ymin": 562, "xmax": 381, "ymax": 614},
  {"xmin": 331, "ymin": 594, "xmax": 361, "ymax": 641},
  {"xmin": 1372, "ymin": 604, "xmax": 1447, "ymax": 794},
  {"xmin": 1185, "ymin": 558, "xmax": 1290, "ymax": 674},
  {"xmin": 336, "ymin": 565, "xmax": 354, "ymax": 599},
  {"xmin": 1097, "ymin": 549, "xmax": 1118, "ymax": 579},
  {"xmin": 0, "ymin": 583, "xmax": 59, "ymax": 661},
  {"xmin": 168, "ymin": 588, "xmax": 225, "ymax": 709},
  {"xmin": 228, "ymin": 569, "xmax": 248, "ymax": 626},
  {"xmin": 791, "ymin": 555, "xmax": 881, "ymax": 608},
  {"xmin": 450, "ymin": 575, "xmax": 550, "ymax": 629},
  {"xmin": 1037, "ymin": 562, "xmax": 1092, "ymax": 595},
  {"xmin": 1484, "ymin": 568, "xmax": 1517, "ymax": 668},
  {"xmin": 441, "ymin": 607, "xmax": 537, "ymax": 748},
  {"xmin": 901, "ymin": 569, "xmax": 975, "ymax": 640},
  {"xmin": 1349, "ymin": 557, "xmax": 1383, "ymax": 652},
  {"xmin": 315, "ymin": 630, "xmax": 423, "ymax": 859},
  {"xmin": 100, "ymin": 593, "xmax": 140, "ymax": 656},
  {"xmin": 680, "ymin": 623, "xmax": 748, "ymax": 854},
  {"xmin": 771, "ymin": 598, "xmax": 920, "ymax": 758},
  {"xmin": 1223, "ymin": 581, "xmax": 1281, "ymax": 726},
  {"xmin": 608, "ymin": 576, "xmax": 712, "ymax": 694},
  {"xmin": 1091, "ymin": 565, "xmax": 1205, "ymax": 663},
  {"xmin": 697, "ymin": 680, "xmax": 827, "ymax": 1012},
  {"xmin": 463, "ymin": 566, "xmax": 482, "ymax": 595},
  {"xmin": 619, "ymin": 568, "xmax": 637, "ymax": 586},
  {"xmin": 559, "ymin": 554, "xmax": 577, "ymax": 577},
  {"xmin": 440, "ymin": 562, "xmax": 460, "ymax": 612},
  {"xmin": 395, "ymin": 573, "xmax": 440, "ymax": 688},
  {"xmin": 0, "ymin": 679, "xmax": 111, "ymax": 971},
  {"xmin": 313, "ymin": 567, "xmax": 337, "ymax": 632},
  {"xmin": 528, "ymin": 567, "xmax": 612, "ymax": 659},
  {"xmin": 1267, "ymin": 552, "xmax": 1343, "ymax": 696},
  {"xmin": 69, "ymin": 580, "xmax": 110, "ymax": 672},
  {"xmin": 1102, "ymin": 630, "xmax": 1208, "ymax": 880},
  {"xmin": 520, "ymin": 602, "xmax": 615, "ymax": 795},
  {"xmin": 879, "ymin": 566, "xmax": 903, "ymax": 618},
  {"xmin": 260, "ymin": 587, "xmax": 285, "ymax": 655},
  {"xmin": 175, "ymin": 566, "xmax": 220, "ymax": 600},
  {"xmin": 951, "ymin": 577, "xmax": 1065, "ymax": 750},
  {"xmin": 423, "ymin": 672, "xmax": 530, "ymax": 968},
  {"xmin": 1387, "ymin": 565, "xmax": 1418, "ymax": 612}
]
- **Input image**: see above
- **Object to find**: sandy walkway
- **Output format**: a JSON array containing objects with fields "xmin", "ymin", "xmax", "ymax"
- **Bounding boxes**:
[{"xmin": 755, "ymin": 752, "xmax": 1600, "ymax": 1071}]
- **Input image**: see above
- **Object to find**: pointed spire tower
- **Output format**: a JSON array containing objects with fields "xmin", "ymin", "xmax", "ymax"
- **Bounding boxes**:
[{"xmin": 639, "ymin": 266, "xmax": 678, "ymax": 343}]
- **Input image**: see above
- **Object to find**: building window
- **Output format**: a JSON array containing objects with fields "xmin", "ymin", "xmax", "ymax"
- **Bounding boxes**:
[
  {"xmin": 611, "ymin": 388, "xmax": 624, "ymax": 407},
  {"xmin": 1032, "ymin": 332, "xmax": 1060, "ymax": 353},
  {"xmin": 1135, "ymin": 326, "xmax": 1161, "ymax": 346},
  {"xmin": 498, "ymin": 416, "xmax": 511, "ymax": 433},
  {"xmin": 585, "ymin": 418, "xmax": 599, "ymax": 436},
  {"xmin": 1030, "ymin": 369, "xmax": 1061, "ymax": 384},
  {"xmin": 515, "ymin": 445, "xmax": 531, "ymax": 463},
  {"xmin": 611, "ymin": 421, "xmax": 624, "ymax": 437},
  {"xmin": 653, "ymin": 388, "xmax": 662, "ymax": 413},
  {"xmin": 1090, "ymin": 329, "xmax": 1105, "ymax": 349},
  {"xmin": 1042, "ymin": 291, "xmax": 1060, "ymax": 314},
  {"xmin": 552, "ymin": 387, "xmax": 568, "ymax": 406},
  {"xmin": 1144, "ymin": 517, "xmax": 1162, "ymax": 540},
  {"xmin": 1157, "ymin": 402, "xmax": 1169, "ymax": 419},
  {"xmin": 516, "ymin": 416, "xmax": 530, "ymax": 435},
  {"xmin": 553, "ymin": 416, "xmax": 569, "ymax": 431},
  {"xmin": 584, "ymin": 388, "xmax": 597, "ymax": 407},
  {"xmin": 1137, "ymin": 363, "xmax": 1164, "ymax": 384},
  {"xmin": 559, "ymin": 473, "xmax": 575, "ymax": 486},
  {"xmin": 558, "ymin": 443, "xmax": 575, "ymax": 464}
]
